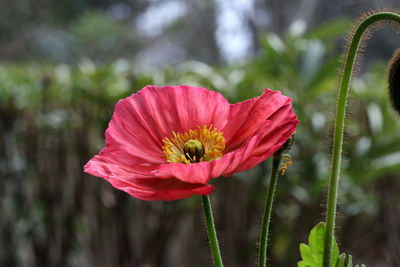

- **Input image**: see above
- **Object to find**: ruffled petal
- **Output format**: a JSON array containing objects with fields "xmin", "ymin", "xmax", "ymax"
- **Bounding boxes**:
[
  {"xmin": 105, "ymin": 97, "xmax": 164, "ymax": 164},
  {"xmin": 127, "ymin": 85, "xmax": 230, "ymax": 136},
  {"xmin": 232, "ymin": 118, "xmax": 298, "ymax": 174},
  {"xmin": 223, "ymin": 88, "xmax": 293, "ymax": 151},
  {"xmin": 227, "ymin": 96, "xmax": 298, "ymax": 174},
  {"xmin": 85, "ymin": 149, "xmax": 214, "ymax": 201},
  {"xmin": 104, "ymin": 85, "xmax": 232, "ymax": 164},
  {"xmin": 101, "ymin": 176, "xmax": 214, "ymax": 201},
  {"xmin": 84, "ymin": 148, "xmax": 158, "ymax": 180}
]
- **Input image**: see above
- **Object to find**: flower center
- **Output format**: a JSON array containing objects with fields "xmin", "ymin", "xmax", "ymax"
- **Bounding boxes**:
[
  {"xmin": 162, "ymin": 125, "xmax": 225, "ymax": 164},
  {"xmin": 184, "ymin": 139, "xmax": 205, "ymax": 163}
]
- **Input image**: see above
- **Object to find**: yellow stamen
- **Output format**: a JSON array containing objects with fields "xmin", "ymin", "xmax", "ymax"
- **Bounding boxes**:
[{"xmin": 162, "ymin": 125, "xmax": 225, "ymax": 164}]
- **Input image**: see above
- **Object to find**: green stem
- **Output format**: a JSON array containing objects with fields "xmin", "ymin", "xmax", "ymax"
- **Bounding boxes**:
[
  {"xmin": 258, "ymin": 154, "xmax": 282, "ymax": 267},
  {"xmin": 323, "ymin": 11, "xmax": 400, "ymax": 267},
  {"xmin": 201, "ymin": 195, "xmax": 224, "ymax": 267}
]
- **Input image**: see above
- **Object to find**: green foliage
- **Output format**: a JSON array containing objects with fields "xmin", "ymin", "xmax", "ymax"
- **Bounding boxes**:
[
  {"xmin": 69, "ymin": 11, "xmax": 141, "ymax": 60},
  {"xmin": 298, "ymin": 222, "xmax": 339, "ymax": 267},
  {"xmin": 298, "ymin": 223, "xmax": 366, "ymax": 267}
]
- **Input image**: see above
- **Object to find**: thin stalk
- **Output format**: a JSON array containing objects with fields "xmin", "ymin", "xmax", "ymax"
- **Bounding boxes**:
[
  {"xmin": 323, "ymin": 11, "xmax": 400, "ymax": 267},
  {"xmin": 258, "ymin": 154, "xmax": 282, "ymax": 267},
  {"xmin": 202, "ymin": 195, "xmax": 223, "ymax": 267}
]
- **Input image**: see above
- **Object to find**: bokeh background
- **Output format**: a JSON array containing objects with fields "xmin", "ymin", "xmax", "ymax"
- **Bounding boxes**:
[{"xmin": 1, "ymin": 0, "xmax": 400, "ymax": 266}]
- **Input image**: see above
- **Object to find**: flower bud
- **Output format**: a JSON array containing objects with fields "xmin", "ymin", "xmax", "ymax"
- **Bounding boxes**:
[{"xmin": 388, "ymin": 49, "xmax": 400, "ymax": 115}]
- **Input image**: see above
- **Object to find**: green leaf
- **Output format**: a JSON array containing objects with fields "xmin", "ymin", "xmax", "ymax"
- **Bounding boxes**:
[
  {"xmin": 347, "ymin": 255, "xmax": 353, "ymax": 267},
  {"xmin": 298, "ymin": 222, "xmax": 339, "ymax": 267},
  {"xmin": 336, "ymin": 253, "xmax": 346, "ymax": 267},
  {"xmin": 305, "ymin": 18, "xmax": 352, "ymax": 41},
  {"xmin": 298, "ymin": 223, "xmax": 367, "ymax": 267},
  {"xmin": 300, "ymin": 243, "xmax": 313, "ymax": 263}
]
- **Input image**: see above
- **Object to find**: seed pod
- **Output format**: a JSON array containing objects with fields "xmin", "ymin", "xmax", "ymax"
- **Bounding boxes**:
[
  {"xmin": 388, "ymin": 48, "xmax": 400, "ymax": 115},
  {"xmin": 184, "ymin": 139, "xmax": 205, "ymax": 163}
]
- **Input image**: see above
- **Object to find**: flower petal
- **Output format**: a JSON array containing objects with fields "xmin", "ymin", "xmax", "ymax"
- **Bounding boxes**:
[
  {"xmin": 85, "ymin": 151, "xmax": 215, "ymax": 201},
  {"xmin": 129, "ymin": 85, "xmax": 230, "ymax": 135},
  {"xmin": 224, "ymin": 88, "xmax": 293, "ymax": 151},
  {"xmin": 103, "ymin": 176, "xmax": 214, "ymax": 201},
  {"xmin": 104, "ymin": 85, "xmax": 232, "ymax": 164},
  {"xmin": 231, "ymin": 118, "xmax": 299, "ymax": 174},
  {"xmin": 84, "ymin": 148, "xmax": 158, "ymax": 180}
]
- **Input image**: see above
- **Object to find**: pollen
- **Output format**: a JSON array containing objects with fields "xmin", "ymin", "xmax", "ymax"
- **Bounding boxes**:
[
  {"xmin": 280, "ymin": 154, "xmax": 292, "ymax": 175},
  {"xmin": 162, "ymin": 125, "xmax": 225, "ymax": 164}
]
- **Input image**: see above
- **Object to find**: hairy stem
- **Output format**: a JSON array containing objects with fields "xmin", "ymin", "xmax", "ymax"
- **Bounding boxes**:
[
  {"xmin": 323, "ymin": 11, "xmax": 400, "ymax": 267},
  {"xmin": 258, "ymin": 154, "xmax": 282, "ymax": 267},
  {"xmin": 202, "ymin": 195, "xmax": 224, "ymax": 267}
]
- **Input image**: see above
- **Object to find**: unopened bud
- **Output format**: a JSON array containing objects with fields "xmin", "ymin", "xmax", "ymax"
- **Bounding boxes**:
[{"xmin": 388, "ymin": 49, "xmax": 400, "ymax": 115}]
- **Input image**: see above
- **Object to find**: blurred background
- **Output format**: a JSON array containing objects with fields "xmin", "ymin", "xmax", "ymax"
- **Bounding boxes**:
[{"xmin": 1, "ymin": 0, "xmax": 400, "ymax": 266}]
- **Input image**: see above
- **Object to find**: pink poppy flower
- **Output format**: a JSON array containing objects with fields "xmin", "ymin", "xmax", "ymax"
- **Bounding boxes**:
[{"xmin": 84, "ymin": 85, "xmax": 298, "ymax": 201}]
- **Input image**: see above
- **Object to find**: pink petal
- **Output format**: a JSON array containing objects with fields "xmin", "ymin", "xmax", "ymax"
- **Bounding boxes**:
[
  {"xmin": 126, "ymin": 85, "xmax": 230, "ymax": 136},
  {"xmin": 84, "ymin": 148, "xmax": 158, "ymax": 180},
  {"xmin": 85, "ymin": 151, "xmax": 215, "ymax": 201},
  {"xmin": 223, "ymin": 88, "xmax": 293, "ymax": 151},
  {"xmin": 104, "ymin": 85, "xmax": 232, "ymax": 164},
  {"xmin": 232, "ymin": 118, "xmax": 298, "ymax": 173},
  {"xmin": 101, "ymin": 175, "xmax": 214, "ymax": 201}
]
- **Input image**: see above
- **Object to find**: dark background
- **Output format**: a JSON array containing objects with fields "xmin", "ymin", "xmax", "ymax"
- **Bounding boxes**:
[{"xmin": 1, "ymin": 0, "xmax": 400, "ymax": 266}]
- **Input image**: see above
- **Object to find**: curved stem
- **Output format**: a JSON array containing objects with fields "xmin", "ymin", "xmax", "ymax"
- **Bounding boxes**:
[
  {"xmin": 323, "ymin": 11, "xmax": 400, "ymax": 267},
  {"xmin": 201, "ymin": 195, "xmax": 224, "ymax": 267},
  {"xmin": 258, "ymin": 154, "xmax": 282, "ymax": 267}
]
